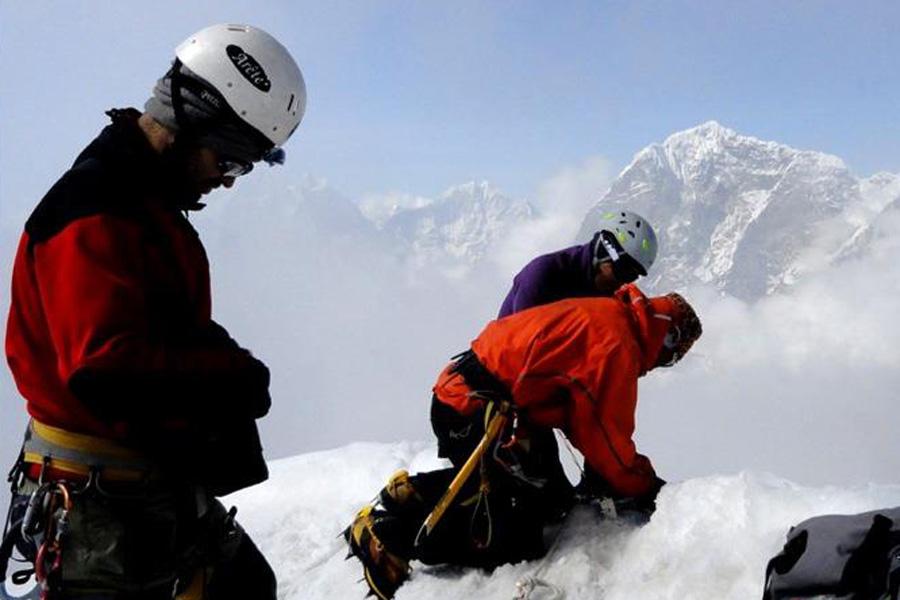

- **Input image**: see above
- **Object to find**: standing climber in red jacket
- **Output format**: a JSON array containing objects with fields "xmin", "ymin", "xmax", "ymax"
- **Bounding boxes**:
[{"xmin": 2, "ymin": 24, "xmax": 305, "ymax": 600}]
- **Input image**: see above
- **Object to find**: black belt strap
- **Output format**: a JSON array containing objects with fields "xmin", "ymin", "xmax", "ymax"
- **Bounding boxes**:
[{"xmin": 449, "ymin": 350, "xmax": 510, "ymax": 401}]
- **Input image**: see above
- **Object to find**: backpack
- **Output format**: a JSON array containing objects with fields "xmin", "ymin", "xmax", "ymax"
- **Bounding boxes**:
[{"xmin": 763, "ymin": 507, "xmax": 900, "ymax": 599}]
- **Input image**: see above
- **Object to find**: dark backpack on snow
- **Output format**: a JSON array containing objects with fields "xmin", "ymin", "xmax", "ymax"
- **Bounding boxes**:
[{"xmin": 763, "ymin": 507, "xmax": 900, "ymax": 599}]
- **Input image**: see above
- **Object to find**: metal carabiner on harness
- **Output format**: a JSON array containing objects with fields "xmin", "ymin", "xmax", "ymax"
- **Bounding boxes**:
[
  {"xmin": 32, "ymin": 482, "xmax": 73, "ymax": 599},
  {"xmin": 501, "ymin": 412, "xmax": 519, "ymax": 450}
]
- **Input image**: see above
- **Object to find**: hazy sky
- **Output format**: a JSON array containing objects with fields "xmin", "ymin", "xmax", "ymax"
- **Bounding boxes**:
[
  {"xmin": 1, "ymin": 2, "xmax": 899, "ymax": 484},
  {"xmin": 2, "ymin": 0, "xmax": 899, "ymax": 218}
]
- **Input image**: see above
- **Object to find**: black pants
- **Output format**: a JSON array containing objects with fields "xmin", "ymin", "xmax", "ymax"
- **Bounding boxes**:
[
  {"xmin": 3, "ymin": 477, "xmax": 275, "ymax": 600},
  {"xmin": 374, "ymin": 397, "xmax": 574, "ymax": 570}
]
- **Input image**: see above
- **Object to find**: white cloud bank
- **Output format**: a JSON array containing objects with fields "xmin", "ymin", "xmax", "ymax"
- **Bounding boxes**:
[
  {"xmin": 1, "ymin": 156, "xmax": 896, "ymax": 489},
  {"xmin": 490, "ymin": 156, "xmax": 614, "ymax": 277}
]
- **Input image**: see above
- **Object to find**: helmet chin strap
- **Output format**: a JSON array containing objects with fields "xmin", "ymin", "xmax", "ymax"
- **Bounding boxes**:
[
  {"xmin": 599, "ymin": 233, "xmax": 622, "ymax": 262},
  {"xmin": 169, "ymin": 59, "xmax": 195, "ymax": 139},
  {"xmin": 592, "ymin": 231, "xmax": 619, "ymax": 269}
]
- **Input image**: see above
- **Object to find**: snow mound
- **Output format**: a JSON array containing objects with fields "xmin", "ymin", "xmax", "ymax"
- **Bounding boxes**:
[{"xmin": 228, "ymin": 442, "xmax": 900, "ymax": 600}]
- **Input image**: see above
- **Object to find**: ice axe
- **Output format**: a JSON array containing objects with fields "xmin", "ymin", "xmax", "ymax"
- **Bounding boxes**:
[{"xmin": 414, "ymin": 402, "xmax": 510, "ymax": 548}]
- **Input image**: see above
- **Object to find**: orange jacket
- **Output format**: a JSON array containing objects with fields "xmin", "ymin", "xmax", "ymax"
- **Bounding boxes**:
[{"xmin": 433, "ymin": 284, "xmax": 674, "ymax": 498}]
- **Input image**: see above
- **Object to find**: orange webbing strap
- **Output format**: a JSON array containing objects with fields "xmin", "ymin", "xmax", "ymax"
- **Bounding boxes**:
[
  {"xmin": 175, "ymin": 567, "xmax": 210, "ymax": 600},
  {"xmin": 414, "ymin": 401, "xmax": 510, "ymax": 548}
]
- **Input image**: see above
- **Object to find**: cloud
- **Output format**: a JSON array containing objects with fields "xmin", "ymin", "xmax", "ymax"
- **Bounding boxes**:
[
  {"xmin": 490, "ymin": 155, "xmax": 613, "ymax": 278},
  {"xmin": 356, "ymin": 191, "xmax": 434, "ymax": 228},
  {"xmin": 198, "ymin": 160, "xmax": 900, "ymax": 488},
  {"xmin": 3, "ymin": 153, "xmax": 897, "ymax": 489},
  {"xmin": 637, "ymin": 209, "xmax": 900, "ymax": 485}
]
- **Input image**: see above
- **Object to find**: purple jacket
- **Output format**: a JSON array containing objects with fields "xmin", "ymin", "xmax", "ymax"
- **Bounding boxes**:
[{"xmin": 498, "ymin": 233, "xmax": 604, "ymax": 318}]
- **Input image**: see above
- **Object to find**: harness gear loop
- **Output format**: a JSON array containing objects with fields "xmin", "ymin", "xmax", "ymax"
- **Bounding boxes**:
[
  {"xmin": 6, "ymin": 450, "xmax": 25, "ymax": 495},
  {"xmin": 415, "ymin": 400, "xmax": 512, "ymax": 548},
  {"xmin": 469, "ymin": 449, "xmax": 494, "ymax": 550},
  {"xmin": 37, "ymin": 459, "xmax": 49, "ymax": 487}
]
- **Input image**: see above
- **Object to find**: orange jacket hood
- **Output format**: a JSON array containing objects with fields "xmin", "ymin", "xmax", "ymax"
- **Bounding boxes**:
[{"xmin": 614, "ymin": 283, "xmax": 677, "ymax": 375}]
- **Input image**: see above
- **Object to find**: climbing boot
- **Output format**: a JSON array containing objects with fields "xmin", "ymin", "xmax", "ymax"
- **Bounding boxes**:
[
  {"xmin": 343, "ymin": 505, "xmax": 410, "ymax": 600},
  {"xmin": 379, "ymin": 469, "xmax": 423, "ymax": 514}
]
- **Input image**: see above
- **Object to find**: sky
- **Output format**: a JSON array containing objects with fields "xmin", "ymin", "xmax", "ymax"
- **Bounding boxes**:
[
  {"xmin": 1, "ymin": 1, "xmax": 899, "ymax": 215},
  {"xmin": 1, "ymin": 1, "xmax": 900, "ymax": 485}
]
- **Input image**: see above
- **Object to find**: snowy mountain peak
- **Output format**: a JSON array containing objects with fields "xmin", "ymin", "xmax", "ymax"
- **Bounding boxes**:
[
  {"xmin": 663, "ymin": 119, "xmax": 736, "ymax": 148},
  {"xmin": 578, "ymin": 123, "xmax": 877, "ymax": 300},
  {"xmin": 440, "ymin": 180, "xmax": 501, "ymax": 202},
  {"xmin": 632, "ymin": 121, "xmax": 847, "ymax": 186},
  {"xmin": 380, "ymin": 181, "xmax": 534, "ymax": 271}
]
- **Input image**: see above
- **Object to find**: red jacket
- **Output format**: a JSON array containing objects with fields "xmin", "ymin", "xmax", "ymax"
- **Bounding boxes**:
[
  {"xmin": 434, "ymin": 285, "xmax": 674, "ymax": 497},
  {"xmin": 5, "ymin": 110, "xmax": 269, "ymax": 446}
]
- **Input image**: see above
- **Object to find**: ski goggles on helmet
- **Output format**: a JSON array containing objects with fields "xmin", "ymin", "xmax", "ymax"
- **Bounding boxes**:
[
  {"xmin": 658, "ymin": 325, "xmax": 683, "ymax": 368},
  {"xmin": 217, "ymin": 145, "xmax": 286, "ymax": 178},
  {"xmin": 657, "ymin": 293, "xmax": 703, "ymax": 367},
  {"xmin": 217, "ymin": 157, "xmax": 254, "ymax": 178}
]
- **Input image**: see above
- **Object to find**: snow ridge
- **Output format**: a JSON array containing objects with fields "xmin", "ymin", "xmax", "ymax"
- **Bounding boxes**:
[{"xmin": 229, "ymin": 441, "xmax": 900, "ymax": 600}]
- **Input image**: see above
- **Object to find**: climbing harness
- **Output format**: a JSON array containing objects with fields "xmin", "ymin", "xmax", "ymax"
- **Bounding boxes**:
[{"xmin": 2, "ymin": 420, "xmax": 157, "ymax": 600}]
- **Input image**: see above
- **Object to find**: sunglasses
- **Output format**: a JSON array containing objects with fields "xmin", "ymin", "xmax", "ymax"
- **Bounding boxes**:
[
  {"xmin": 217, "ymin": 157, "xmax": 254, "ymax": 178},
  {"xmin": 610, "ymin": 254, "xmax": 644, "ymax": 284}
]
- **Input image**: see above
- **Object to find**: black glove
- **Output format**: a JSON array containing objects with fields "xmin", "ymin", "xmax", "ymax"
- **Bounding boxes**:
[
  {"xmin": 231, "ymin": 352, "xmax": 271, "ymax": 419},
  {"xmin": 613, "ymin": 476, "xmax": 666, "ymax": 521},
  {"xmin": 573, "ymin": 464, "xmax": 617, "ymax": 503}
]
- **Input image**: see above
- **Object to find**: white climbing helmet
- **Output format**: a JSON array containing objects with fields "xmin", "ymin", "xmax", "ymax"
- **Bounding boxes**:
[
  {"xmin": 596, "ymin": 210, "xmax": 658, "ymax": 275},
  {"xmin": 175, "ymin": 24, "xmax": 306, "ymax": 147}
]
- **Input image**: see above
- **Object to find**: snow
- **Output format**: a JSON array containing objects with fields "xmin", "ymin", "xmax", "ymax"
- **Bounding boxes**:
[
  {"xmin": 227, "ymin": 442, "xmax": 900, "ymax": 600},
  {"xmin": 382, "ymin": 181, "xmax": 535, "ymax": 271}
]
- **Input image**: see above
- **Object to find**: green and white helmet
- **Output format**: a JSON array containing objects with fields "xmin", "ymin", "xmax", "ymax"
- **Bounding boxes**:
[
  {"xmin": 596, "ymin": 210, "xmax": 658, "ymax": 275},
  {"xmin": 175, "ymin": 24, "xmax": 306, "ymax": 147}
]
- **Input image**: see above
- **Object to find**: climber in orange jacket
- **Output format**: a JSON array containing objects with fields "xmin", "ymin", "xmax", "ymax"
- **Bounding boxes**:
[
  {"xmin": 433, "ymin": 283, "xmax": 700, "ymax": 498},
  {"xmin": 344, "ymin": 284, "xmax": 702, "ymax": 600}
]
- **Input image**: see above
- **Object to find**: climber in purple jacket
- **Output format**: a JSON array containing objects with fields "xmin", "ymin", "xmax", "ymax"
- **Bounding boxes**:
[{"xmin": 498, "ymin": 210, "xmax": 659, "ymax": 318}]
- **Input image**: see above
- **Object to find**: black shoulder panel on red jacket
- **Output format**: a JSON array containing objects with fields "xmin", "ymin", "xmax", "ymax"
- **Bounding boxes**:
[{"xmin": 24, "ymin": 157, "xmax": 137, "ymax": 248}]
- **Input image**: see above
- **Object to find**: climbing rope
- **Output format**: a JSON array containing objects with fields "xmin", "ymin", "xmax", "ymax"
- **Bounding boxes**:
[
  {"xmin": 511, "ymin": 430, "xmax": 580, "ymax": 600},
  {"xmin": 514, "ymin": 575, "xmax": 564, "ymax": 600}
]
